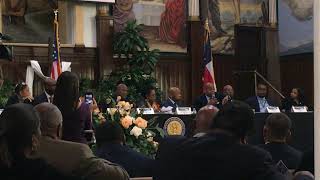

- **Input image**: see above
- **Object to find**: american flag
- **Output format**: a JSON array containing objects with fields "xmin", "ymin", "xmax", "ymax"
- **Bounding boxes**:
[
  {"xmin": 51, "ymin": 10, "xmax": 62, "ymax": 80},
  {"xmin": 202, "ymin": 20, "xmax": 217, "ymax": 91}
]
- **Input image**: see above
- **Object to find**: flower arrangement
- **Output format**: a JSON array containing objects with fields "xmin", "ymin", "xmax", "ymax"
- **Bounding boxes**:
[{"xmin": 93, "ymin": 97, "xmax": 163, "ymax": 157}]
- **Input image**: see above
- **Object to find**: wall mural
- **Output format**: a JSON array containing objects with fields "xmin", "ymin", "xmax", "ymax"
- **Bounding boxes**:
[
  {"xmin": 113, "ymin": 0, "xmax": 187, "ymax": 53},
  {"xmin": 208, "ymin": 0, "xmax": 263, "ymax": 54},
  {"xmin": 279, "ymin": 0, "xmax": 313, "ymax": 56},
  {"xmin": 2, "ymin": 0, "xmax": 55, "ymax": 43}
]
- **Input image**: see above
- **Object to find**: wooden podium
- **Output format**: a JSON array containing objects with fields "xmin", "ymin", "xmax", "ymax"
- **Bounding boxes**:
[{"xmin": 233, "ymin": 24, "xmax": 281, "ymax": 104}]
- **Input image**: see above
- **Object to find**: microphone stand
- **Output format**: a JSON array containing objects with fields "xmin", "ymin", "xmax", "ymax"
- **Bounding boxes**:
[{"xmin": 233, "ymin": 70, "xmax": 285, "ymax": 99}]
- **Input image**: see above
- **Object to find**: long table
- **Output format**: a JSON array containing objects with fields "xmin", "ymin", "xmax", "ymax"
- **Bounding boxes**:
[{"xmin": 143, "ymin": 112, "xmax": 314, "ymax": 152}]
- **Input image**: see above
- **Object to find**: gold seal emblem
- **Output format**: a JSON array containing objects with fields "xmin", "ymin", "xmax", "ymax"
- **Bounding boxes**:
[{"xmin": 164, "ymin": 117, "xmax": 186, "ymax": 136}]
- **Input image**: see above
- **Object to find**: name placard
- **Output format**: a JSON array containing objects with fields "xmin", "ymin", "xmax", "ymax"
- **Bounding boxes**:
[
  {"xmin": 137, "ymin": 108, "xmax": 155, "ymax": 115},
  {"xmin": 176, "ymin": 107, "xmax": 192, "ymax": 115},
  {"xmin": 266, "ymin": 106, "xmax": 281, "ymax": 113},
  {"xmin": 291, "ymin": 106, "xmax": 308, "ymax": 113}
]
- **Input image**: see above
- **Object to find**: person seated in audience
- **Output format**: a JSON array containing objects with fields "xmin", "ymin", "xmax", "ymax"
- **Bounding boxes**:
[
  {"xmin": 34, "ymin": 78, "xmax": 56, "ymax": 105},
  {"xmin": 0, "ymin": 103, "xmax": 75, "ymax": 180},
  {"xmin": 193, "ymin": 82, "xmax": 223, "ymax": 111},
  {"xmin": 5, "ymin": 82, "xmax": 33, "ymax": 107},
  {"xmin": 246, "ymin": 83, "xmax": 274, "ymax": 112},
  {"xmin": 53, "ymin": 72, "xmax": 92, "ymax": 144},
  {"xmin": 95, "ymin": 121, "xmax": 154, "ymax": 178},
  {"xmin": 282, "ymin": 88, "xmax": 307, "ymax": 112},
  {"xmin": 221, "ymin": 84, "xmax": 234, "ymax": 105},
  {"xmin": 258, "ymin": 113, "xmax": 302, "ymax": 170},
  {"xmin": 155, "ymin": 100, "xmax": 285, "ymax": 180},
  {"xmin": 161, "ymin": 87, "xmax": 183, "ymax": 112},
  {"xmin": 33, "ymin": 103, "xmax": 129, "ymax": 180},
  {"xmin": 193, "ymin": 105, "xmax": 219, "ymax": 137},
  {"xmin": 138, "ymin": 86, "xmax": 161, "ymax": 112},
  {"xmin": 294, "ymin": 171, "xmax": 314, "ymax": 180}
]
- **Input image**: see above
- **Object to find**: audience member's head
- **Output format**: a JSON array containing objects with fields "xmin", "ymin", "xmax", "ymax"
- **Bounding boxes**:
[
  {"xmin": 0, "ymin": 103, "xmax": 41, "ymax": 168},
  {"xmin": 95, "ymin": 121, "xmax": 125, "ymax": 147},
  {"xmin": 195, "ymin": 105, "xmax": 219, "ymax": 134},
  {"xmin": 116, "ymin": 83, "xmax": 128, "ymax": 99},
  {"xmin": 14, "ymin": 82, "xmax": 30, "ymax": 98},
  {"xmin": 44, "ymin": 78, "xmax": 56, "ymax": 96},
  {"xmin": 290, "ymin": 88, "xmax": 305, "ymax": 103},
  {"xmin": 143, "ymin": 86, "xmax": 157, "ymax": 103},
  {"xmin": 294, "ymin": 171, "xmax": 314, "ymax": 180},
  {"xmin": 257, "ymin": 83, "xmax": 268, "ymax": 98},
  {"xmin": 203, "ymin": 83, "xmax": 215, "ymax": 97},
  {"xmin": 168, "ymin": 87, "xmax": 182, "ymax": 102},
  {"xmin": 223, "ymin": 85, "xmax": 234, "ymax": 97},
  {"xmin": 34, "ymin": 103, "xmax": 63, "ymax": 140},
  {"xmin": 53, "ymin": 72, "xmax": 80, "ymax": 115},
  {"xmin": 263, "ymin": 113, "xmax": 292, "ymax": 143},
  {"xmin": 211, "ymin": 100, "xmax": 254, "ymax": 143}
]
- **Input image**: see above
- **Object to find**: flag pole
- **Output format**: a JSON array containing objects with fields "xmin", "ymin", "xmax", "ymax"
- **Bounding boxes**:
[{"xmin": 54, "ymin": 9, "xmax": 62, "ymax": 75}]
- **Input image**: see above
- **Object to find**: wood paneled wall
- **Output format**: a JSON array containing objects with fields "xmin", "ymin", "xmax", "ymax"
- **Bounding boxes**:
[
  {"xmin": 280, "ymin": 53, "xmax": 314, "ymax": 106},
  {"xmin": 2, "ymin": 46, "xmax": 96, "ymax": 96},
  {"xmin": 155, "ymin": 54, "xmax": 192, "ymax": 105}
]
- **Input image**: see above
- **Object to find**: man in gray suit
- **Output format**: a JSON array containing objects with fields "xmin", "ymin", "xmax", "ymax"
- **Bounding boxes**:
[{"xmin": 33, "ymin": 103, "xmax": 129, "ymax": 180}]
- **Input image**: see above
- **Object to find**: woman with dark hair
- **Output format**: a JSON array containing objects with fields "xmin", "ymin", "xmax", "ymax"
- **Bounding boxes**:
[
  {"xmin": 0, "ymin": 103, "xmax": 74, "ymax": 179},
  {"xmin": 5, "ymin": 82, "xmax": 33, "ymax": 107},
  {"xmin": 139, "ymin": 86, "xmax": 160, "ymax": 112},
  {"xmin": 53, "ymin": 72, "xmax": 92, "ymax": 144},
  {"xmin": 282, "ymin": 88, "xmax": 307, "ymax": 112}
]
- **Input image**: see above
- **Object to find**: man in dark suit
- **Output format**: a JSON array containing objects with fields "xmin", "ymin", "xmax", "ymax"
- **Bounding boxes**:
[
  {"xmin": 161, "ymin": 87, "xmax": 183, "ymax": 112},
  {"xmin": 33, "ymin": 103, "xmax": 129, "ymax": 180},
  {"xmin": 154, "ymin": 100, "xmax": 285, "ymax": 180},
  {"xmin": 34, "ymin": 78, "xmax": 56, "ymax": 105},
  {"xmin": 95, "ymin": 121, "xmax": 154, "ymax": 178},
  {"xmin": 100, "ymin": 83, "xmax": 130, "ymax": 112},
  {"xmin": 246, "ymin": 83, "xmax": 273, "ymax": 112},
  {"xmin": 193, "ymin": 82, "xmax": 223, "ymax": 111},
  {"xmin": 258, "ymin": 113, "xmax": 302, "ymax": 170}
]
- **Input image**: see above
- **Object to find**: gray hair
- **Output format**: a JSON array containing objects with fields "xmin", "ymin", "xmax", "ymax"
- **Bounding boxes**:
[{"xmin": 34, "ymin": 103, "xmax": 62, "ymax": 134}]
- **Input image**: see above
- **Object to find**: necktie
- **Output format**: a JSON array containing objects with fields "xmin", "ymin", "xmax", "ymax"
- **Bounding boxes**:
[{"xmin": 49, "ymin": 96, "xmax": 53, "ymax": 103}]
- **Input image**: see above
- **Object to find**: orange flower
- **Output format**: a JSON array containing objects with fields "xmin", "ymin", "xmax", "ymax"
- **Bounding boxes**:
[
  {"xmin": 120, "ymin": 116, "xmax": 133, "ymax": 129},
  {"xmin": 134, "ymin": 117, "xmax": 148, "ymax": 129}
]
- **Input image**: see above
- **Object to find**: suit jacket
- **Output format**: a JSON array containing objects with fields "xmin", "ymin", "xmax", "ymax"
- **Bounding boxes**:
[
  {"xmin": 245, "ymin": 96, "xmax": 274, "ymax": 112},
  {"xmin": 5, "ymin": 94, "xmax": 33, "ymax": 108},
  {"xmin": 33, "ymin": 137, "xmax": 129, "ymax": 180},
  {"xmin": 193, "ymin": 93, "xmax": 223, "ymax": 111},
  {"xmin": 34, "ymin": 92, "xmax": 49, "ymax": 105},
  {"xmin": 161, "ymin": 98, "xmax": 183, "ymax": 112},
  {"xmin": 154, "ymin": 132, "xmax": 285, "ymax": 180},
  {"xmin": 96, "ymin": 143, "xmax": 154, "ymax": 178},
  {"xmin": 258, "ymin": 143, "xmax": 302, "ymax": 170}
]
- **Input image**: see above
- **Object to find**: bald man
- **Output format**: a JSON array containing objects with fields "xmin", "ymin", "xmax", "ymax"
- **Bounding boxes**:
[
  {"xmin": 221, "ymin": 85, "xmax": 234, "ymax": 105},
  {"xmin": 161, "ymin": 87, "xmax": 184, "ymax": 111},
  {"xmin": 193, "ymin": 83, "xmax": 223, "ymax": 111},
  {"xmin": 33, "ymin": 103, "xmax": 129, "ymax": 180},
  {"xmin": 194, "ymin": 105, "xmax": 219, "ymax": 137},
  {"xmin": 34, "ymin": 78, "xmax": 57, "ymax": 105}
]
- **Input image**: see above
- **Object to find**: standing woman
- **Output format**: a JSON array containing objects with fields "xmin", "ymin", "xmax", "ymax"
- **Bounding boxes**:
[
  {"xmin": 282, "ymin": 88, "xmax": 307, "ymax": 112},
  {"xmin": 53, "ymin": 72, "xmax": 92, "ymax": 144},
  {"xmin": 6, "ymin": 82, "xmax": 33, "ymax": 107}
]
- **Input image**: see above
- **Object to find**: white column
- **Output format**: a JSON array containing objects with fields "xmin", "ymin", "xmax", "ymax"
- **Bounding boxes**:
[
  {"xmin": 188, "ymin": 0, "xmax": 200, "ymax": 21},
  {"xmin": 269, "ymin": 0, "xmax": 277, "ymax": 26},
  {"xmin": 314, "ymin": 0, "xmax": 320, "ymax": 178}
]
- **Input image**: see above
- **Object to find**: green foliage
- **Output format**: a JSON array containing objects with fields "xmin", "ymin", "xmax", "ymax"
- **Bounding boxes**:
[
  {"xmin": 94, "ymin": 20, "xmax": 162, "ymax": 105},
  {"xmin": 0, "ymin": 80, "xmax": 14, "ymax": 108},
  {"xmin": 113, "ymin": 20, "xmax": 148, "ymax": 57}
]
